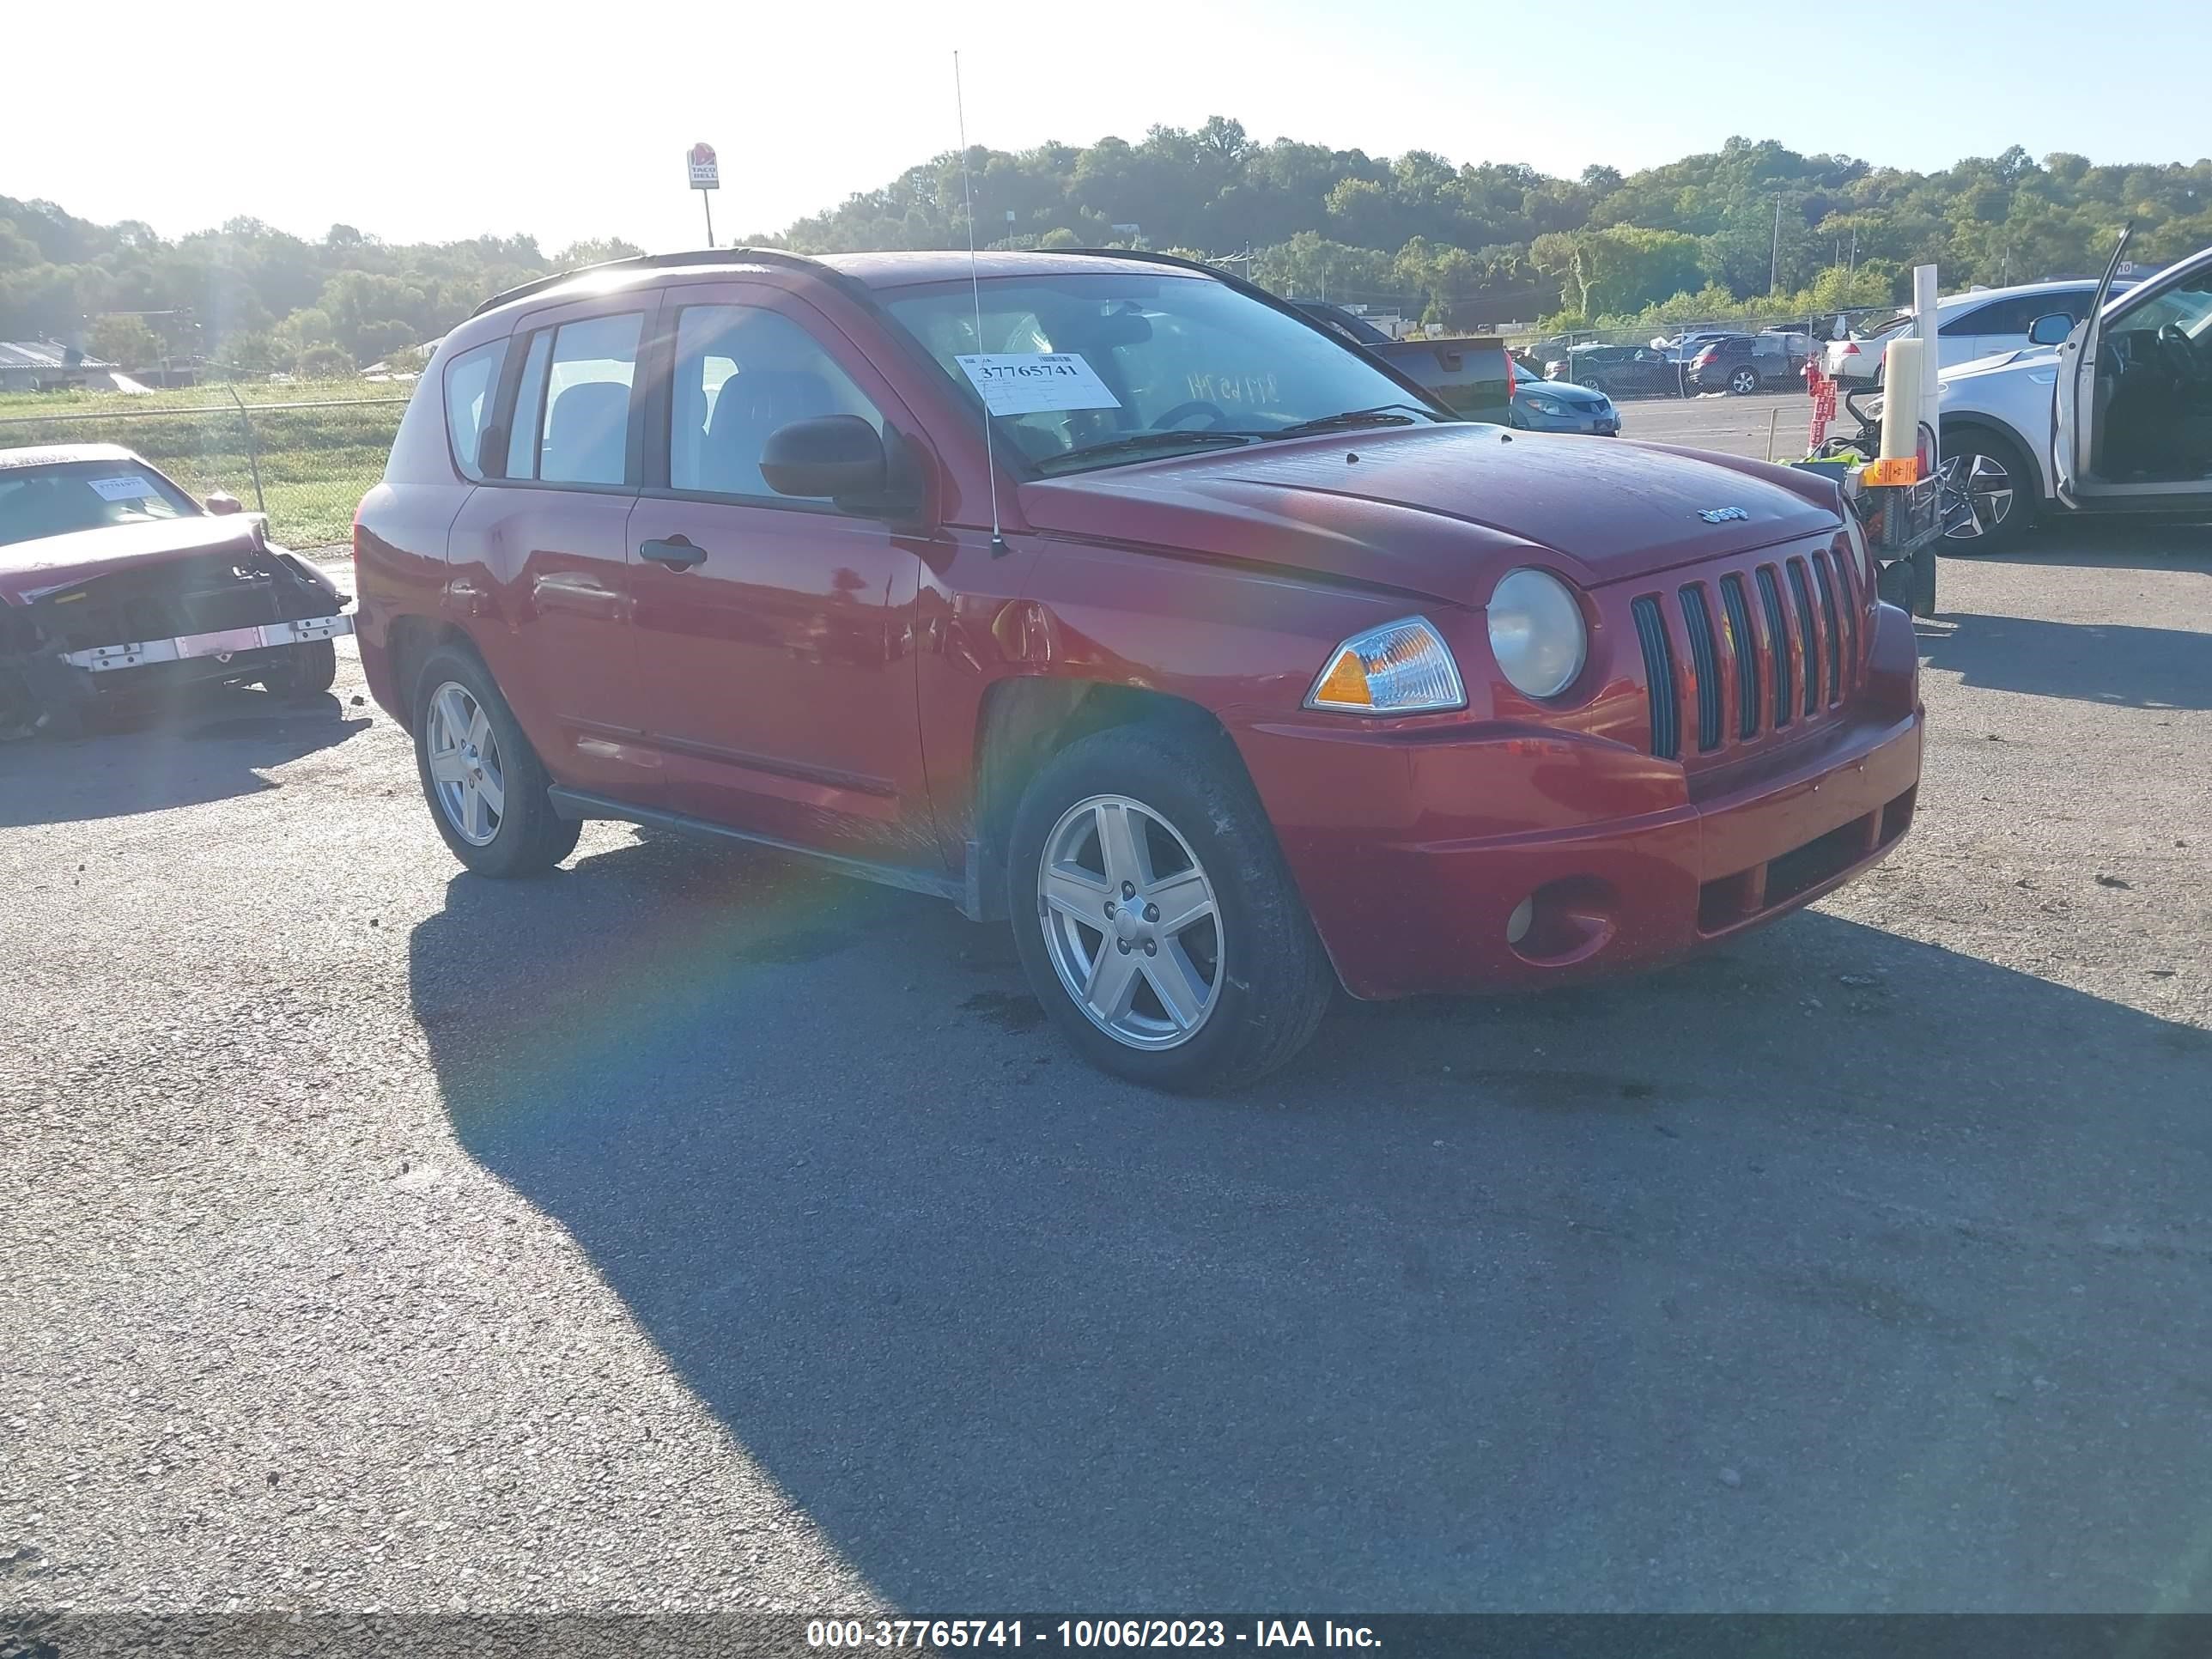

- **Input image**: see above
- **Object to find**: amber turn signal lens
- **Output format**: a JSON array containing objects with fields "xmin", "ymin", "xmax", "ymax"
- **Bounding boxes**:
[{"xmin": 1312, "ymin": 650, "xmax": 1376, "ymax": 708}]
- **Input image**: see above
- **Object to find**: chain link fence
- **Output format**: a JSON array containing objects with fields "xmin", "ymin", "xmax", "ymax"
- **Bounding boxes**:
[{"xmin": 0, "ymin": 383, "xmax": 410, "ymax": 550}]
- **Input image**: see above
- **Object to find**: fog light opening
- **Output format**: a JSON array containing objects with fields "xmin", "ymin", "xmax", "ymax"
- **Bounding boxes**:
[{"xmin": 1505, "ymin": 876, "xmax": 1620, "ymax": 967}]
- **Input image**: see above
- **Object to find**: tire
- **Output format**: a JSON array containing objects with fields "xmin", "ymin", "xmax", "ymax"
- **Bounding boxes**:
[
  {"xmin": 1006, "ymin": 722, "xmax": 1335, "ymax": 1092},
  {"xmin": 412, "ymin": 644, "xmax": 580, "ymax": 878},
  {"xmin": 260, "ymin": 637, "xmax": 337, "ymax": 700},
  {"xmin": 1936, "ymin": 427, "xmax": 2033, "ymax": 554},
  {"xmin": 1727, "ymin": 365, "xmax": 1761, "ymax": 397}
]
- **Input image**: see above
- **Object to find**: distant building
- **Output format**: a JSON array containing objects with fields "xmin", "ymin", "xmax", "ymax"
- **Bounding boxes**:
[{"xmin": 0, "ymin": 340, "xmax": 120, "ymax": 393}]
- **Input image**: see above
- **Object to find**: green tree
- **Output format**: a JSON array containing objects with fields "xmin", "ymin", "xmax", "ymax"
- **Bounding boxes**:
[
  {"xmin": 88, "ymin": 313, "xmax": 161, "ymax": 366},
  {"xmin": 295, "ymin": 343, "xmax": 354, "ymax": 378}
]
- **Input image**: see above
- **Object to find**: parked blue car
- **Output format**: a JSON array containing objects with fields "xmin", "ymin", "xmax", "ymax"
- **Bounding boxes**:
[{"xmin": 1509, "ymin": 360, "xmax": 1621, "ymax": 434}]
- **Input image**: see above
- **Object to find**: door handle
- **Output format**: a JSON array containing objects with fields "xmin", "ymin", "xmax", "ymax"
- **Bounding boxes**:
[{"xmin": 639, "ymin": 535, "xmax": 708, "ymax": 571}]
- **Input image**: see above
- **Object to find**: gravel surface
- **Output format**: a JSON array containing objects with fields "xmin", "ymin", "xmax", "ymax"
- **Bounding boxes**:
[{"xmin": 3, "ymin": 459, "xmax": 2209, "ymax": 1617}]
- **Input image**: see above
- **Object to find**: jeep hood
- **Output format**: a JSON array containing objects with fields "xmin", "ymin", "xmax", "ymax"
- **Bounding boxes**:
[
  {"xmin": 1018, "ymin": 425, "xmax": 1840, "ymax": 606},
  {"xmin": 0, "ymin": 514, "xmax": 274, "ymax": 605}
]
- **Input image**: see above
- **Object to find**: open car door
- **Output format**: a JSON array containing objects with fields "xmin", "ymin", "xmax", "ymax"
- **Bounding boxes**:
[
  {"xmin": 2052, "ymin": 228, "xmax": 2130, "ymax": 504},
  {"xmin": 2057, "ymin": 234, "xmax": 2212, "ymax": 512}
]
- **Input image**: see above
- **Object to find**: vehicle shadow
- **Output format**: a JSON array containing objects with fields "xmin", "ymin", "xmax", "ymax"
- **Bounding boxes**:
[
  {"xmin": 1983, "ymin": 521, "xmax": 2212, "ymax": 574},
  {"xmin": 410, "ymin": 836, "xmax": 2212, "ymax": 1611},
  {"xmin": 1917, "ymin": 612, "xmax": 2212, "ymax": 708},
  {"xmin": 0, "ymin": 683, "xmax": 369, "ymax": 829}
]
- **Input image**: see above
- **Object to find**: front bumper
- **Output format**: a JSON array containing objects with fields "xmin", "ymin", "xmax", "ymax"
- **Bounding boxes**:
[
  {"xmin": 1517, "ymin": 405, "xmax": 1620, "ymax": 434},
  {"xmin": 1237, "ymin": 623, "xmax": 1923, "ymax": 1000},
  {"xmin": 60, "ymin": 612, "xmax": 351, "ymax": 675}
]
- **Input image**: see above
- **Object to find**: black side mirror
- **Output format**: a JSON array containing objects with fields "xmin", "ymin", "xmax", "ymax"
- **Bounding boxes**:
[
  {"xmin": 760, "ymin": 415, "xmax": 888, "ymax": 506},
  {"xmin": 2027, "ymin": 312, "xmax": 2074, "ymax": 348}
]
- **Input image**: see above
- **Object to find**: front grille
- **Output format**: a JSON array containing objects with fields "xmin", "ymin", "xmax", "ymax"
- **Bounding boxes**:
[
  {"xmin": 1678, "ymin": 585, "xmax": 1723, "ymax": 752},
  {"xmin": 1787, "ymin": 558, "xmax": 1821, "ymax": 714},
  {"xmin": 1812, "ymin": 553, "xmax": 1844, "ymax": 706},
  {"xmin": 1832, "ymin": 552, "xmax": 1856, "ymax": 669},
  {"xmin": 1632, "ymin": 541, "xmax": 1871, "ymax": 763},
  {"xmin": 1755, "ymin": 566, "xmax": 1793, "ymax": 728},
  {"xmin": 1632, "ymin": 595, "xmax": 1679, "ymax": 761},
  {"xmin": 1718, "ymin": 574, "xmax": 1760, "ymax": 739}
]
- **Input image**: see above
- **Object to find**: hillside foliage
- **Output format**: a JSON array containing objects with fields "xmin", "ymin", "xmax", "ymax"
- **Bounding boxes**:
[{"xmin": 4, "ymin": 130, "xmax": 2208, "ymax": 370}]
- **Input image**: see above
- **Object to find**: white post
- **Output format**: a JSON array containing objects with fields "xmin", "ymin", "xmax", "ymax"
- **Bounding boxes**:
[{"xmin": 1913, "ymin": 263, "xmax": 1940, "ymax": 473}]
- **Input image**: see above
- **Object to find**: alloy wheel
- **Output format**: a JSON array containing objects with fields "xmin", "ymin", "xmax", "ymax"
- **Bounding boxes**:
[
  {"xmin": 1940, "ymin": 451, "xmax": 2016, "ymax": 540},
  {"xmin": 1037, "ymin": 794, "xmax": 1224, "ymax": 1050},
  {"xmin": 424, "ymin": 680, "xmax": 507, "ymax": 847}
]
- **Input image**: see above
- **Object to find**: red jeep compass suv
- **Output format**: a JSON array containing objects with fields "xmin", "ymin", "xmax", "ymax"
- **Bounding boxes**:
[{"xmin": 355, "ymin": 249, "xmax": 1922, "ymax": 1089}]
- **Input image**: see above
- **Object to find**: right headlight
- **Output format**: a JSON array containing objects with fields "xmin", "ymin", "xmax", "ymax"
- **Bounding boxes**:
[{"xmin": 1486, "ymin": 568, "xmax": 1587, "ymax": 700}]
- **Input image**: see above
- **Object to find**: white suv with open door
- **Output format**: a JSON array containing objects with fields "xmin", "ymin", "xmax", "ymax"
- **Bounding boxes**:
[
  {"xmin": 1911, "ymin": 235, "xmax": 2212, "ymax": 551},
  {"xmin": 1825, "ymin": 278, "xmax": 2135, "ymax": 386}
]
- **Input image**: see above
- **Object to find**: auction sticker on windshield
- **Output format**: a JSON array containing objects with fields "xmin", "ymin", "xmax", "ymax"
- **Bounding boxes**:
[
  {"xmin": 956, "ymin": 352, "xmax": 1122, "ymax": 416},
  {"xmin": 88, "ymin": 475, "xmax": 160, "ymax": 501}
]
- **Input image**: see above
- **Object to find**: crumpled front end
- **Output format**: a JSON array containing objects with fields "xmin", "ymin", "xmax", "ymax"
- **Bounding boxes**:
[{"xmin": 0, "ymin": 544, "xmax": 351, "ymax": 737}]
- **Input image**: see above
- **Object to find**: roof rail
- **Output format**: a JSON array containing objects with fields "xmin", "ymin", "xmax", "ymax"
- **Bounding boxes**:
[{"xmin": 468, "ymin": 246, "xmax": 831, "ymax": 319}]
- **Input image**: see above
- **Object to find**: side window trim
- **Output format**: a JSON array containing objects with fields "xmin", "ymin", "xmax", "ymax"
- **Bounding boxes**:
[
  {"xmin": 501, "ymin": 329, "xmax": 554, "ymax": 481},
  {"xmin": 483, "ymin": 326, "xmax": 536, "ymax": 480}
]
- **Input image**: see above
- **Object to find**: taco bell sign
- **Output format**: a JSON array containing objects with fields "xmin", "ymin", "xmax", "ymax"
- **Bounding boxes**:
[{"xmin": 688, "ymin": 143, "xmax": 720, "ymax": 191}]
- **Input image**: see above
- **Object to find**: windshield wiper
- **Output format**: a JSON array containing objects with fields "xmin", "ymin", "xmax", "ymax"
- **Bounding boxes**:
[
  {"xmin": 1030, "ymin": 429, "xmax": 1261, "ymax": 475},
  {"xmin": 1262, "ymin": 404, "xmax": 1437, "ymax": 438}
]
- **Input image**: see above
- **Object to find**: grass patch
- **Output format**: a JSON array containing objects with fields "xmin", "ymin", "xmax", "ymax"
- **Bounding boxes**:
[{"xmin": 0, "ymin": 378, "xmax": 412, "ymax": 549}]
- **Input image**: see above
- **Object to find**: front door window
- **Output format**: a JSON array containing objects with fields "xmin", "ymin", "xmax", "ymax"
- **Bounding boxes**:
[{"xmin": 2096, "ymin": 271, "xmax": 2212, "ymax": 483}]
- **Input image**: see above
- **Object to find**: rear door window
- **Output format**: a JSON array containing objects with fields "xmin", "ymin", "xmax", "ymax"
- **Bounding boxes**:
[{"xmin": 536, "ymin": 313, "xmax": 643, "ymax": 487}]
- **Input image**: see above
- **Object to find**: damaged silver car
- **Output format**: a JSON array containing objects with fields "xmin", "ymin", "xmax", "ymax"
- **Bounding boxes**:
[{"xmin": 0, "ymin": 445, "xmax": 352, "ymax": 738}]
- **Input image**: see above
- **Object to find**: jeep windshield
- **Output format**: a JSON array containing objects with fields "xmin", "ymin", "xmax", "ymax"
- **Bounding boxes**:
[
  {"xmin": 881, "ymin": 272, "xmax": 1457, "ymax": 477},
  {"xmin": 0, "ymin": 459, "xmax": 198, "ymax": 547}
]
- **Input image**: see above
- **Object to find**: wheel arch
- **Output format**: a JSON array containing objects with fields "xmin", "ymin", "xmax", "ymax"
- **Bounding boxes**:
[
  {"xmin": 966, "ymin": 677, "xmax": 1243, "ymax": 921},
  {"xmin": 385, "ymin": 615, "xmax": 482, "ymax": 735},
  {"xmin": 1942, "ymin": 414, "xmax": 2049, "ymax": 505}
]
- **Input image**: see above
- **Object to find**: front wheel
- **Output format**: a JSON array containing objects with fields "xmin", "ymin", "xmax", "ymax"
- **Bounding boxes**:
[
  {"xmin": 1006, "ymin": 723, "xmax": 1335, "ymax": 1092},
  {"xmin": 1938, "ymin": 428, "xmax": 2033, "ymax": 553},
  {"xmin": 260, "ymin": 637, "xmax": 337, "ymax": 700},
  {"xmin": 412, "ymin": 645, "xmax": 580, "ymax": 877}
]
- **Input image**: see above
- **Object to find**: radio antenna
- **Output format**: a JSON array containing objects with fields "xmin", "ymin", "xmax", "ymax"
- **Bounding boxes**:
[{"xmin": 954, "ymin": 51, "xmax": 1007, "ymax": 556}]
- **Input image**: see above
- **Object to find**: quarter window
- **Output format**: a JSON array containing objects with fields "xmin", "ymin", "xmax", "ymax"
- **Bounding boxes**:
[
  {"xmin": 537, "ymin": 313, "xmax": 642, "ymax": 487},
  {"xmin": 442, "ymin": 340, "xmax": 506, "ymax": 481},
  {"xmin": 667, "ymin": 305, "xmax": 884, "ymax": 501}
]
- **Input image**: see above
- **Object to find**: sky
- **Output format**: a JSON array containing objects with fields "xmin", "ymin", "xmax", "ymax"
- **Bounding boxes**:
[{"xmin": 6, "ymin": 0, "xmax": 2209, "ymax": 252}]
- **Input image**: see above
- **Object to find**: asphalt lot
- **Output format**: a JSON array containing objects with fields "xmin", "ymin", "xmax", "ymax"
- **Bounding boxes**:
[{"xmin": 4, "ymin": 404, "xmax": 2210, "ymax": 1616}]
